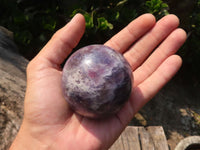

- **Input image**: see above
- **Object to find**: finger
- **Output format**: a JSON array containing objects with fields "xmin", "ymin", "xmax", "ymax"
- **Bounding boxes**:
[
  {"xmin": 133, "ymin": 28, "xmax": 187, "ymax": 86},
  {"xmin": 124, "ymin": 14, "xmax": 180, "ymax": 70},
  {"xmin": 134, "ymin": 55, "xmax": 182, "ymax": 108},
  {"xmin": 36, "ymin": 14, "xmax": 85, "ymax": 67},
  {"xmin": 117, "ymin": 55, "xmax": 182, "ymax": 125},
  {"xmin": 105, "ymin": 14, "xmax": 156, "ymax": 53}
]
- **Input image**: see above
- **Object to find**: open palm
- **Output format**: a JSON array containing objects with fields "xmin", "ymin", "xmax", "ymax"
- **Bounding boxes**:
[{"xmin": 10, "ymin": 14, "xmax": 186, "ymax": 150}]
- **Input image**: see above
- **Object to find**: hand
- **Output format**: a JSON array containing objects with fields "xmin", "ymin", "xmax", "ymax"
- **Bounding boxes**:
[{"xmin": 10, "ymin": 14, "xmax": 186, "ymax": 150}]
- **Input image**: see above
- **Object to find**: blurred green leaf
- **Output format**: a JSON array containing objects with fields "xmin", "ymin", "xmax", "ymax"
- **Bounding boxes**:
[
  {"xmin": 43, "ymin": 22, "xmax": 56, "ymax": 31},
  {"xmin": 116, "ymin": 0, "xmax": 128, "ymax": 7},
  {"xmin": 115, "ymin": 11, "xmax": 120, "ymax": 20},
  {"xmin": 84, "ymin": 13, "xmax": 94, "ymax": 29},
  {"xmin": 145, "ymin": 0, "xmax": 169, "ymax": 17},
  {"xmin": 97, "ymin": 17, "xmax": 113, "ymax": 30}
]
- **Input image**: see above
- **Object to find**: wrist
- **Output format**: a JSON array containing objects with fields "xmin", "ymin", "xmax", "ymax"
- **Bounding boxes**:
[{"xmin": 9, "ymin": 123, "xmax": 49, "ymax": 150}]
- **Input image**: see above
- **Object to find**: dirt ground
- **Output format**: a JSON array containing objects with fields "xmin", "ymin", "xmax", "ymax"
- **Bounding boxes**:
[{"xmin": 130, "ymin": 70, "xmax": 200, "ymax": 149}]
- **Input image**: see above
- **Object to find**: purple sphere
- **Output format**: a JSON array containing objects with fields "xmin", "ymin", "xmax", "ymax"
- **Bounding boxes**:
[{"xmin": 62, "ymin": 45, "xmax": 133, "ymax": 118}]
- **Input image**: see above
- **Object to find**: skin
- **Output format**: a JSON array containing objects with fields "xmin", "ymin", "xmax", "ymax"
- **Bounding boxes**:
[{"xmin": 10, "ymin": 13, "xmax": 187, "ymax": 150}]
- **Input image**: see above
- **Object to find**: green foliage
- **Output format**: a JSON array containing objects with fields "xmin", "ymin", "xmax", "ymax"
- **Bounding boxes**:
[
  {"xmin": 71, "ymin": 0, "xmax": 130, "ymax": 32},
  {"xmin": 97, "ymin": 17, "xmax": 113, "ymax": 30},
  {"xmin": 70, "ymin": 0, "xmax": 140, "ymax": 45},
  {"xmin": 0, "ymin": 0, "xmax": 66, "ymax": 58},
  {"xmin": 0, "ymin": 0, "xmax": 137, "ymax": 58},
  {"xmin": 65, "ymin": 0, "xmax": 146, "ymax": 49},
  {"xmin": 145, "ymin": 0, "xmax": 169, "ymax": 19},
  {"xmin": 0, "ymin": 0, "xmax": 175, "ymax": 59}
]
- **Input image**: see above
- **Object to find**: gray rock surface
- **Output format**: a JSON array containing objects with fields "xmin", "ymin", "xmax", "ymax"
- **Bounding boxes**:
[{"xmin": 0, "ymin": 30, "xmax": 28, "ymax": 150}]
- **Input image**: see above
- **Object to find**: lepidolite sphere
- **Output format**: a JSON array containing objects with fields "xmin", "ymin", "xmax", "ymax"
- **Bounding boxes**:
[{"xmin": 62, "ymin": 45, "xmax": 133, "ymax": 118}]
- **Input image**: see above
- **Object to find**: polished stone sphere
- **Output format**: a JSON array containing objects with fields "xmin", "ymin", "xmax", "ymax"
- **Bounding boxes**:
[{"xmin": 62, "ymin": 45, "xmax": 133, "ymax": 118}]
